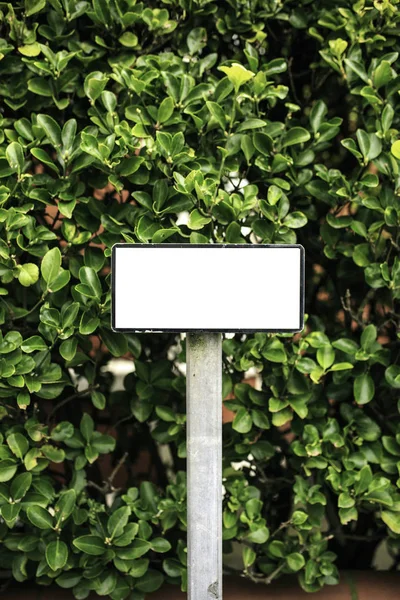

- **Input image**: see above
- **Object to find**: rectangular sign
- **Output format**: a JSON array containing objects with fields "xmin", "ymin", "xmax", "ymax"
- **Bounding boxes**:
[{"xmin": 112, "ymin": 244, "xmax": 304, "ymax": 333}]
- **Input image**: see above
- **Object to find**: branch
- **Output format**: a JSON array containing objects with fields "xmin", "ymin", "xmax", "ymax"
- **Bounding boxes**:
[
  {"xmin": 87, "ymin": 452, "xmax": 129, "ymax": 496},
  {"xmin": 46, "ymin": 385, "xmax": 98, "ymax": 424}
]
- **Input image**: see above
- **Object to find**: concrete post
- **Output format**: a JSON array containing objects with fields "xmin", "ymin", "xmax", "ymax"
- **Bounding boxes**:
[{"xmin": 186, "ymin": 332, "xmax": 223, "ymax": 600}]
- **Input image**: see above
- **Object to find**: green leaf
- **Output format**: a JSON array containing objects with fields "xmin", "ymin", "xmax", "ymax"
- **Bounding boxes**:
[
  {"xmin": 242, "ymin": 546, "xmax": 256, "ymax": 569},
  {"xmin": 206, "ymin": 101, "xmax": 226, "ymax": 130},
  {"xmin": 62, "ymin": 119, "xmax": 77, "ymax": 153},
  {"xmin": 7, "ymin": 433, "xmax": 29, "ymax": 458},
  {"xmin": 330, "ymin": 362, "xmax": 354, "ymax": 371},
  {"xmin": 128, "ymin": 558, "xmax": 149, "ymax": 577},
  {"xmin": 26, "ymin": 506, "xmax": 53, "ymax": 529},
  {"xmin": 282, "ymin": 127, "xmax": 311, "ymax": 148},
  {"xmin": 21, "ymin": 336, "xmax": 48, "ymax": 352},
  {"xmin": 344, "ymin": 58, "xmax": 369, "ymax": 83},
  {"xmin": 187, "ymin": 27, "xmax": 207, "ymax": 54},
  {"xmin": 100, "ymin": 328, "xmax": 128, "ymax": 357},
  {"xmin": 18, "ymin": 263, "xmax": 39, "ymax": 287},
  {"xmin": 291, "ymin": 510, "xmax": 308, "ymax": 525},
  {"xmin": 237, "ymin": 119, "xmax": 268, "ymax": 132},
  {"xmin": 373, "ymin": 61, "xmax": 392, "ymax": 89},
  {"xmin": 108, "ymin": 507, "xmax": 131, "ymax": 539},
  {"xmin": 382, "ymin": 511, "xmax": 400, "ymax": 534},
  {"xmin": 117, "ymin": 539, "xmax": 151, "ymax": 560},
  {"xmin": 118, "ymin": 32, "xmax": 138, "ymax": 48},
  {"xmin": 151, "ymin": 538, "xmax": 171, "ymax": 553},
  {"xmin": 338, "ymin": 492, "xmax": 355, "ymax": 508},
  {"xmin": 73, "ymin": 535, "xmax": 106, "ymax": 555},
  {"xmin": 157, "ymin": 97, "xmax": 174, "ymax": 124},
  {"xmin": 354, "ymin": 373, "xmax": 375, "ymax": 405},
  {"xmin": 332, "ymin": 338, "xmax": 358, "ymax": 354},
  {"xmin": 58, "ymin": 268, "xmax": 78, "ymax": 296},
  {"xmin": 6, "ymin": 142, "xmax": 24, "ymax": 176},
  {"xmin": 246, "ymin": 498, "xmax": 262, "ymax": 519},
  {"xmin": 253, "ymin": 132, "xmax": 273, "ymax": 155},
  {"xmin": 385, "ymin": 365, "xmax": 400, "ymax": 389},
  {"xmin": 267, "ymin": 185, "xmax": 282, "ymax": 206},
  {"xmin": 355, "ymin": 465, "xmax": 373, "ymax": 496},
  {"xmin": 251, "ymin": 409, "xmax": 270, "ymax": 429},
  {"xmin": 28, "ymin": 77, "xmax": 52, "ymax": 97},
  {"xmin": 391, "ymin": 140, "xmax": 400, "ymax": 160},
  {"xmin": 153, "ymin": 179, "xmax": 168, "ymax": 212},
  {"xmin": 41, "ymin": 247, "xmax": 61, "ymax": 284},
  {"xmin": 316, "ymin": 346, "xmax": 335, "ymax": 370},
  {"xmin": 80, "ymin": 413, "xmax": 94, "ymax": 442},
  {"xmin": 46, "ymin": 540, "xmax": 68, "ymax": 571},
  {"xmin": 56, "ymin": 572, "xmax": 82, "ymax": 589},
  {"xmin": 131, "ymin": 399, "xmax": 153, "ymax": 423},
  {"xmin": 60, "ymin": 338, "xmax": 78, "ymax": 361},
  {"xmin": 11, "ymin": 472, "xmax": 32, "ymax": 501},
  {"xmin": 310, "ymin": 100, "xmax": 327, "ymax": 133},
  {"xmin": 135, "ymin": 570, "xmax": 164, "ymax": 593},
  {"xmin": 360, "ymin": 324, "xmax": 377, "ymax": 351},
  {"xmin": 55, "ymin": 489, "xmax": 76, "ymax": 525},
  {"xmin": 51, "ymin": 422, "xmax": 74, "ymax": 442},
  {"xmin": 287, "ymin": 552, "xmax": 305, "ymax": 572},
  {"xmin": 232, "ymin": 408, "xmax": 252, "ymax": 433},
  {"xmin": 119, "ymin": 156, "xmax": 144, "ymax": 177},
  {"xmin": 284, "ymin": 211, "xmax": 307, "ymax": 228},
  {"xmin": 187, "ymin": 209, "xmax": 211, "ymax": 231},
  {"xmin": 25, "ymin": 0, "xmax": 46, "ymax": 16},
  {"xmin": 382, "ymin": 104, "xmax": 394, "ymax": 133},
  {"xmin": 0, "ymin": 459, "xmax": 18, "ymax": 483},
  {"xmin": 218, "ymin": 63, "xmax": 255, "ymax": 92},
  {"xmin": 93, "ymin": 0, "xmax": 111, "ymax": 24},
  {"xmin": 84, "ymin": 71, "xmax": 109, "ymax": 102},
  {"xmin": 77, "ymin": 266, "xmax": 102, "ymax": 299},
  {"xmin": 246, "ymin": 524, "xmax": 269, "ymax": 544},
  {"xmin": 80, "ymin": 312, "xmax": 100, "ymax": 335},
  {"xmin": 37, "ymin": 114, "xmax": 62, "ymax": 148},
  {"xmin": 31, "ymin": 148, "xmax": 60, "ymax": 174},
  {"xmin": 92, "ymin": 434, "xmax": 115, "ymax": 454},
  {"xmin": 91, "ymin": 391, "xmax": 106, "ymax": 410},
  {"xmin": 342, "ymin": 138, "xmax": 363, "ymax": 161}
]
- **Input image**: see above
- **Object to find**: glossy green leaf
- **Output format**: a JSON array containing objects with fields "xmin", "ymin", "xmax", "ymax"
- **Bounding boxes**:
[
  {"xmin": 37, "ymin": 114, "xmax": 62, "ymax": 148},
  {"xmin": 27, "ymin": 506, "xmax": 53, "ymax": 529},
  {"xmin": 46, "ymin": 540, "xmax": 68, "ymax": 571},
  {"xmin": 6, "ymin": 142, "xmax": 24, "ymax": 176},
  {"xmin": 73, "ymin": 535, "xmax": 106, "ymax": 555},
  {"xmin": 18, "ymin": 264, "xmax": 39, "ymax": 287},
  {"xmin": 354, "ymin": 374, "xmax": 375, "ymax": 405},
  {"xmin": 41, "ymin": 247, "xmax": 61, "ymax": 284}
]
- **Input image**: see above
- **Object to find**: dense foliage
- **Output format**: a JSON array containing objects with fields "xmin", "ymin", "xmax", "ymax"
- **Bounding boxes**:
[{"xmin": 0, "ymin": 0, "xmax": 399, "ymax": 597}]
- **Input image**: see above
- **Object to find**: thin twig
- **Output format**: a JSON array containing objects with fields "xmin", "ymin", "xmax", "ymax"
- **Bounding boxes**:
[
  {"xmin": 109, "ymin": 452, "xmax": 129, "ymax": 486},
  {"xmin": 46, "ymin": 385, "xmax": 98, "ymax": 424},
  {"xmin": 288, "ymin": 57, "xmax": 301, "ymax": 105},
  {"xmin": 87, "ymin": 452, "xmax": 129, "ymax": 496}
]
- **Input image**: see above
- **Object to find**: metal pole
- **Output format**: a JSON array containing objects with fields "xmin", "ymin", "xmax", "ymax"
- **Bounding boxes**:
[{"xmin": 186, "ymin": 332, "xmax": 222, "ymax": 600}]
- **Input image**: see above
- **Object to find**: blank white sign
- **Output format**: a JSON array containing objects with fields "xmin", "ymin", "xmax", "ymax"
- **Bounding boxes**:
[{"xmin": 112, "ymin": 244, "xmax": 304, "ymax": 333}]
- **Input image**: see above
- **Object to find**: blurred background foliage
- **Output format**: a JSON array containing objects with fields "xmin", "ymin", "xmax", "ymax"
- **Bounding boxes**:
[{"xmin": 0, "ymin": 0, "xmax": 399, "ymax": 597}]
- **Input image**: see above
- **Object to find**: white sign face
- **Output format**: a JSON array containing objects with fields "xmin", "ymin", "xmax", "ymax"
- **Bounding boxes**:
[{"xmin": 112, "ymin": 244, "xmax": 304, "ymax": 333}]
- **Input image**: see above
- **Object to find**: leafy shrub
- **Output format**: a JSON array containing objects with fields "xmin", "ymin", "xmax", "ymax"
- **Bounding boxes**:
[{"xmin": 0, "ymin": 0, "xmax": 399, "ymax": 597}]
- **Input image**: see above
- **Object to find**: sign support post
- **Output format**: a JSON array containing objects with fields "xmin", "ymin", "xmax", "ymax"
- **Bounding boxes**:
[
  {"xmin": 186, "ymin": 333, "xmax": 222, "ymax": 600},
  {"xmin": 111, "ymin": 243, "xmax": 304, "ymax": 600}
]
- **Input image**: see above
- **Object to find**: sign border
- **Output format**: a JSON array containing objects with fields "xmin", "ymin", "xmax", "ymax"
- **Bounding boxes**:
[{"xmin": 111, "ymin": 243, "xmax": 305, "ymax": 334}]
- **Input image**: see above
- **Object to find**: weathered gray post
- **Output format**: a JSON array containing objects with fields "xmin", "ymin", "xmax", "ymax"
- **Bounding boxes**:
[{"xmin": 187, "ymin": 333, "xmax": 222, "ymax": 600}]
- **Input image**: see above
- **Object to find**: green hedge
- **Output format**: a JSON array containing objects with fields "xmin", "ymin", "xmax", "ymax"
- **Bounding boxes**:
[{"xmin": 0, "ymin": 0, "xmax": 399, "ymax": 597}]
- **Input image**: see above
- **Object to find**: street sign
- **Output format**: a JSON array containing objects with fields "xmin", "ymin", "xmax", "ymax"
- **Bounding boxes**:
[
  {"xmin": 112, "ymin": 244, "xmax": 304, "ymax": 333},
  {"xmin": 111, "ymin": 242, "xmax": 305, "ymax": 600}
]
